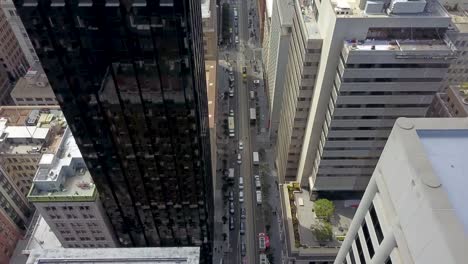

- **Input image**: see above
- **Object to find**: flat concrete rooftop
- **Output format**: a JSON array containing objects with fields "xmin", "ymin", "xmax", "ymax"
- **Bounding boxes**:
[{"xmin": 26, "ymin": 247, "xmax": 200, "ymax": 264}]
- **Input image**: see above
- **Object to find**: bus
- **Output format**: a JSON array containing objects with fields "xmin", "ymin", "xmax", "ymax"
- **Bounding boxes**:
[
  {"xmin": 228, "ymin": 116, "xmax": 235, "ymax": 137},
  {"xmin": 250, "ymin": 108, "xmax": 256, "ymax": 124}
]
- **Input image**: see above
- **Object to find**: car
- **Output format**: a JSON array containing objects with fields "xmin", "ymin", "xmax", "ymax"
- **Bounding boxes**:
[
  {"xmin": 229, "ymin": 217, "xmax": 234, "ymax": 230},
  {"xmin": 240, "ymin": 221, "xmax": 245, "ymax": 235},
  {"xmin": 239, "ymin": 177, "xmax": 244, "ymax": 190},
  {"xmin": 235, "ymin": 36, "xmax": 239, "ymax": 44},
  {"xmin": 253, "ymin": 79, "xmax": 260, "ymax": 85},
  {"xmin": 241, "ymin": 243, "xmax": 246, "ymax": 256},
  {"xmin": 237, "ymin": 154, "xmax": 242, "ymax": 164},
  {"xmin": 229, "ymin": 202, "xmax": 235, "ymax": 214},
  {"xmin": 229, "ymin": 109, "xmax": 234, "ymax": 116},
  {"xmin": 240, "ymin": 208, "xmax": 246, "ymax": 219},
  {"xmin": 239, "ymin": 191, "xmax": 244, "ymax": 203},
  {"xmin": 255, "ymin": 175, "xmax": 261, "ymax": 189},
  {"xmin": 239, "ymin": 141, "xmax": 244, "ymax": 150},
  {"xmin": 229, "ymin": 27, "xmax": 233, "ymax": 33},
  {"xmin": 229, "ymin": 90, "xmax": 234, "ymax": 97},
  {"xmin": 229, "ymin": 191, "xmax": 234, "ymax": 201}
]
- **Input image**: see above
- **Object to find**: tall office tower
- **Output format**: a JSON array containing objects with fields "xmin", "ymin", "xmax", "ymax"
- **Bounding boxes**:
[
  {"xmin": 0, "ymin": 210, "xmax": 22, "ymax": 263},
  {"xmin": 261, "ymin": 0, "xmax": 272, "ymax": 68},
  {"xmin": 201, "ymin": 0, "xmax": 217, "ymax": 61},
  {"xmin": 0, "ymin": 6, "xmax": 28, "ymax": 81},
  {"xmin": 10, "ymin": 64, "xmax": 58, "ymax": 106},
  {"xmin": 265, "ymin": 0, "xmax": 293, "ymax": 140},
  {"xmin": 14, "ymin": 0, "xmax": 213, "ymax": 259},
  {"xmin": 0, "ymin": 0, "xmax": 39, "ymax": 66},
  {"xmin": 28, "ymin": 127, "xmax": 118, "ymax": 248},
  {"xmin": 275, "ymin": 0, "xmax": 322, "ymax": 183},
  {"xmin": 334, "ymin": 117, "xmax": 468, "ymax": 264},
  {"xmin": 274, "ymin": 0, "xmax": 458, "ymax": 196}
]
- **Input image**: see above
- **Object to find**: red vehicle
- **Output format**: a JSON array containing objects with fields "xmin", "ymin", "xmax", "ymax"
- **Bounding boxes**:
[{"xmin": 258, "ymin": 233, "xmax": 270, "ymax": 251}]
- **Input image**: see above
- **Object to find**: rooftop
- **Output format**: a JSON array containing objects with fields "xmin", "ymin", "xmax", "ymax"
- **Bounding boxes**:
[
  {"xmin": 24, "ymin": 215, "xmax": 62, "ymax": 255},
  {"xmin": 10, "ymin": 63, "xmax": 55, "ymax": 99},
  {"xmin": 331, "ymin": 0, "xmax": 450, "ymax": 18},
  {"xmin": 280, "ymin": 184, "xmax": 353, "ymax": 260},
  {"xmin": 418, "ymin": 129, "xmax": 468, "ymax": 232},
  {"xmin": 201, "ymin": 0, "xmax": 211, "ymax": 19},
  {"xmin": 444, "ymin": 3, "xmax": 468, "ymax": 33},
  {"xmin": 28, "ymin": 128, "xmax": 97, "ymax": 203},
  {"xmin": 26, "ymin": 247, "xmax": 200, "ymax": 264},
  {"xmin": 0, "ymin": 106, "xmax": 65, "ymax": 155}
]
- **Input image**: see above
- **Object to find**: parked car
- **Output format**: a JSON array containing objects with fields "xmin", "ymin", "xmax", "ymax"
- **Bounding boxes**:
[
  {"xmin": 241, "ymin": 243, "xmax": 246, "ymax": 256},
  {"xmin": 229, "ymin": 217, "xmax": 234, "ymax": 230},
  {"xmin": 229, "ymin": 202, "xmax": 235, "ymax": 214},
  {"xmin": 255, "ymin": 175, "xmax": 261, "ymax": 189},
  {"xmin": 239, "ymin": 191, "xmax": 244, "ymax": 203},
  {"xmin": 241, "ymin": 208, "xmax": 246, "ymax": 219},
  {"xmin": 229, "ymin": 109, "xmax": 234, "ymax": 116},
  {"xmin": 237, "ymin": 154, "xmax": 242, "ymax": 164},
  {"xmin": 239, "ymin": 141, "xmax": 244, "ymax": 150},
  {"xmin": 240, "ymin": 221, "xmax": 245, "ymax": 235},
  {"xmin": 239, "ymin": 177, "xmax": 244, "ymax": 190},
  {"xmin": 229, "ymin": 191, "xmax": 234, "ymax": 201}
]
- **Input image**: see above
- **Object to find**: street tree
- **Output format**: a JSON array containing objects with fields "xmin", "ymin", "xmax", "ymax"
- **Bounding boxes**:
[
  {"xmin": 312, "ymin": 220, "xmax": 333, "ymax": 242},
  {"xmin": 314, "ymin": 199, "xmax": 335, "ymax": 221}
]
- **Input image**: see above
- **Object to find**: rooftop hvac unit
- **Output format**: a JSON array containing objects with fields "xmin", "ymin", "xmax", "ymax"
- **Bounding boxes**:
[
  {"xmin": 389, "ymin": 0, "xmax": 427, "ymax": 14},
  {"xmin": 365, "ymin": 1, "xmax": 385, "ymax": 13}
]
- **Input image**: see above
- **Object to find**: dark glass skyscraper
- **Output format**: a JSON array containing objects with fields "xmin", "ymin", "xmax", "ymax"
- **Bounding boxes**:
[{"xmin": 14, "ymin": 0, "xmax": 213, "ymax": 259}]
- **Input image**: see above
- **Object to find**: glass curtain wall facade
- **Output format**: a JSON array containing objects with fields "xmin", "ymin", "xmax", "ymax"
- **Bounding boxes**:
[{"xmin": 14, "ymin": 0, "xmax": 213, "ymax": 260}]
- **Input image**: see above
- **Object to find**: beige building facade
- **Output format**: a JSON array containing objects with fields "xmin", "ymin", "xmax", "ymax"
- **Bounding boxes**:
[{"xmin": 0, "ymin": 6, "xmax": 28, "ymax": 81}]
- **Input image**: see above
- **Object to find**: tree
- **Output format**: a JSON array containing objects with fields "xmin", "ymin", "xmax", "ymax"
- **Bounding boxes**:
[
  {"xmin": 314, "ymin": 199, "xmax": 335, "ymax": 220},
  {"xmin": 312, "ymin": 220, "xmax": 333, "ymax": 242}
]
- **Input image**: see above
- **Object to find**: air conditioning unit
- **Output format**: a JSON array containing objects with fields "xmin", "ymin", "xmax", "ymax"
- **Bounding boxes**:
[{"xmin": 389, "ymin": 0, "xmax": 427, "ymax": 14}]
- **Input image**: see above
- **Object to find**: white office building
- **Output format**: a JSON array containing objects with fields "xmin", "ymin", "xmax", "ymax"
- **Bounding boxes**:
[
  {"xmin": 265, "ymin": 0, "xmax": 293, "ymax": 141},
  {"xmin": 273, "ymin": 0, "xmax": 459, "ymax": 195},
  {"xmin": 334, "ymin": 117, "xmax": 468, "ymax": 264},
  {"xmin": 28, "ymin": 128, "xmax": 118, "ymax": 248}
]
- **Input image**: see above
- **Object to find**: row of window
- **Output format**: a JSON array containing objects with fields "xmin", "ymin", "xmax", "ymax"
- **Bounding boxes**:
[{"xmin": 15, "ymin": 97, "xmax": 55, "ymax": 102}]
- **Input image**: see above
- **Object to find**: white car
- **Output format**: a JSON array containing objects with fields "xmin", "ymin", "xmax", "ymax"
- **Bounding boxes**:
[
  {"xmin": 229, "ymin": 90, "xmax": 234, "ymax": 97},
  {"xmin": 229, "ymin": 109, "xmax": 234, "ymax": 116},
  {"xmin": 237, "ymin": 154, "xmax": 242, "ymax": 164},
  {"xmin": 239, "ymin": 191, "xmax": 244, "ymax": 203},
  {"xmin": 229, "ymin": 202, "xmax": 235, "ymax": 214},
  {"xmin": 253, "ymin": 79, "xmax": 260, "ymax": 85},
  {"xmin": 239, "ymin": 141, "xmax": 244, "ymax": 150}
]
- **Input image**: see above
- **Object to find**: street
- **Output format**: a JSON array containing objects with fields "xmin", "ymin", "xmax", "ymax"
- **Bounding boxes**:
[{"xmin": 213, "ymin": 0, "xmax": 283, "ymax": 263}]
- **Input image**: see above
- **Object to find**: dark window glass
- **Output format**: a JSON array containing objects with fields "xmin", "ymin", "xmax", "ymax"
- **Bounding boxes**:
[
  {"xmin": 370, "ymin": 205, "xmax": 384, "ymax": 243},
  {"xmin": 355, "ymin": 236, "xmax": 366, "ymax": 263},
  {"xmin": 362, "ymin": 222, "xmax": 375, "ymax": 257}
]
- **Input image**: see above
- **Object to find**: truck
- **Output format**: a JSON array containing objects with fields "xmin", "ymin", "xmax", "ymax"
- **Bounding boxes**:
[
  {"xmin": 250, "ymin": 108, "xmax": 256, "ymax": 124},
  {"xmin": 228, "ymin": 168, "xmax": 234, "ymax": 179},
  {"xmin": 228, "ymin": 116, "xmax": 235, "ymax": 137},
  {"xmin": 252, "ymin": 151, "xmax": 259, "ymax": 165},
  {"xmin": 256, "ymin": 190, "xmax": 262, "ymax": 205}
]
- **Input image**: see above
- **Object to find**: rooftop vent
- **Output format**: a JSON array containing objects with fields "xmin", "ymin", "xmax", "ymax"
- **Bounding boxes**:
[{"xmin": 389, "ymin": 0, "xmax": 427, "ymax": 14}]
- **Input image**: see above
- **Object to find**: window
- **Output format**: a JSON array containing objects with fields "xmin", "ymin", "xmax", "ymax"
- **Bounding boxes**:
[
  {"xmin": 362, "ymin": 222, "xmax": 374, "ymax": 257},
  {"xmin": 355, "ymin": 236, "xmax": 365, "ymax": 263},
  {"xmin": 369, "ymin": 205, "xmax": 384, "ymax": 243}
]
